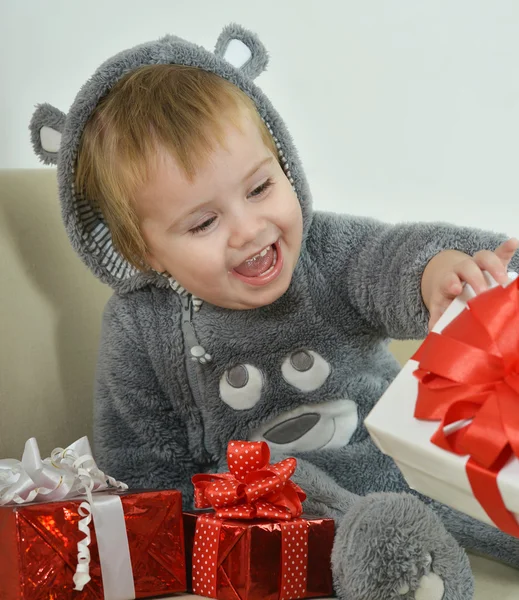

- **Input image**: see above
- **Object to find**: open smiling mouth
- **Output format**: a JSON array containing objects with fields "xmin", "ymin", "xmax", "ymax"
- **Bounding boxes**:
[{"xmin": 232, "ymin": 241, "xmax": 283, "ymax": 286}]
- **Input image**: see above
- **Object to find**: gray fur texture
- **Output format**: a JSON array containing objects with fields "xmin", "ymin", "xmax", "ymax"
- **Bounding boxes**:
[
  {"xmin": 332, "ymin": 493, "xmax": 474, "ymax": 600},
  {"xmin": 214, "ymin": 22, "xmax": 269, "ymax": 80},
  {"xmin": 31, "ymin": 24, "xmax": 519, "ymax": 600},
  {"xmin": 29, "ymin": 103, "xmax": 66, "ymax": 165}
]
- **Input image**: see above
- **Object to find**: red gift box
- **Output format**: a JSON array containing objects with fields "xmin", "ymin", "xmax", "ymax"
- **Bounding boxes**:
[
  {"xmin": 0, "ymin": 489, "xmax": 186, "ymax": 600},
  {"xmin": 185, "ymin": 441, "xmax": 334, "ymax": 600},
  {"xmin": 183, "ymin": 510, "xmax": 334, "ymax": 600}
]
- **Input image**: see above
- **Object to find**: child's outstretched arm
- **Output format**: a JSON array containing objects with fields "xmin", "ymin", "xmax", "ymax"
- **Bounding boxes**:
[
  {"xmin": 309, "ymin": 212, "xmax": 519, "ymax": 340},
  {"xmin": 94, "ymin": 294, "xmax": 214, "ymax": 508}
]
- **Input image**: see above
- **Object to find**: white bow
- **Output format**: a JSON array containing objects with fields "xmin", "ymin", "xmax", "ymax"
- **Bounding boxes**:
[{"xmin": 0, "ymin": 437, "xmax": 127, "ymax": 592}]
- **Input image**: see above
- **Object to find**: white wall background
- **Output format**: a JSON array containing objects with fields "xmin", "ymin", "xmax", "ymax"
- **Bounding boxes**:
[{"xmin": 2, "ymin": 0, "xmax": 518, "ymax": 234}]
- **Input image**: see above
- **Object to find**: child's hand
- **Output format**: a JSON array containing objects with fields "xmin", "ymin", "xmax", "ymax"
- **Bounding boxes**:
[{"xmin": 421, "ymin": 238, "xmax": 519, "ymax": 331}]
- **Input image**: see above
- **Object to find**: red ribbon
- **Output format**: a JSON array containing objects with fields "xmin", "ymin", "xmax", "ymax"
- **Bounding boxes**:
[
  {"xmin": 192, "ymin": 441, "xmax": 306, "ymax": 520},
  {"xmin": 191, "ymin": 442, "xmax": 309, "ymax": 599},
  {"xmin": 413, "ymin": 278, "xmax": 519, "ymax": 537}
]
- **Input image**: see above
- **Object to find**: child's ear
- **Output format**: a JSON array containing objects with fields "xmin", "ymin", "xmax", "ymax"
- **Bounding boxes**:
[
  {"xmin": 214, "ymin": 23, "xmax": 269, "ymax": 80},
  {"xmin": 29, "ymin": 103, "xmax": 67, "ymax": 165}
]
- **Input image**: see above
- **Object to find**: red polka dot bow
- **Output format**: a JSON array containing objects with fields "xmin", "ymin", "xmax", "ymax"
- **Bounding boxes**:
[{"xmin": 192, "ymin": 441, "xmax": 306, "ymax": 520}]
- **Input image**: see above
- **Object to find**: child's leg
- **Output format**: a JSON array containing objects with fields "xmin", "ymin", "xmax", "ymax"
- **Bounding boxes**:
[
  {"xmin": 424, "ymin": 497, "xmax": 519, "ymax": 569},
  {"xmin": 289, "ymin": 454, "xmax": 473, "ymax": 599},
  {"xmin": 297, "ymin": 439, "xmax": 519, "ymax": 570}
]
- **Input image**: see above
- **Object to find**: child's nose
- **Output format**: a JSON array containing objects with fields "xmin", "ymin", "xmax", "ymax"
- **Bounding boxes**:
[{"xmin": 228, "ymin": 215, "xmax": 267, "ymax": 249}]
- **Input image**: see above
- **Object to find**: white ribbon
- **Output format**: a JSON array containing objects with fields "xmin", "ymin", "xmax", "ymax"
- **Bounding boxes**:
[
  {"xmin": 92, "ymin": 495, "xmax": 136, "ymax": 600},
  {"xmin": 0, "ymin": 437, "xmax": 135, "ymax": 600}
]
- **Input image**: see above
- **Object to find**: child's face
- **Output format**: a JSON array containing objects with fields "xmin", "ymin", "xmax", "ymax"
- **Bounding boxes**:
[{"xmin": 135, "ymin": 113, "xmax": 303, "ymax": 309}]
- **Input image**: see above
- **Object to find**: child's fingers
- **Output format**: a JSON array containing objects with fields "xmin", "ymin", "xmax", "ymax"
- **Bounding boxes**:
[
  {"xmin": 427, "ymin": 239, "xmax": 519, "ymax": 330},
  {"xmin": 428, "ymin": 275, "xmax": 464, "ymax": 329},
  {"xmin": 439, "ymin": 272, "xmax": 463, "ymax": 297},
  {"xmin": 472, "ymin": 249, "xmax": 508, "ymax": 285},
  {"xmin": 493, "ymin": 238, "xmax": 519, "ymax": 265},
  {"xmin": 453, "ymin": 259, "xmax": 489, "ymax": 294}
]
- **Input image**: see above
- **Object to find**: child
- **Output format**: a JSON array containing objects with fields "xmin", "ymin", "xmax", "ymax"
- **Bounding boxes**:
[{"xmin": 31, "ymin": 24, "xmax": 518, "ymax": 600}]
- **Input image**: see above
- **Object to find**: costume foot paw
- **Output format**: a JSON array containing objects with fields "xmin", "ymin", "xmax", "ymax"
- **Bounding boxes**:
[
  {"xmin": 331, "ymin": 493, "xmax": 474, "ymax": 600},
  {"xmin": 396, "ymin": 555, "xmax": 444, "ymax": 600}
]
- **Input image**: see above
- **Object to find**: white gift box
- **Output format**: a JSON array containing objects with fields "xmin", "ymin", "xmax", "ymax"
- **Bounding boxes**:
[{"xmin": 365, "ymin": 272, "xmax": 519, "ymax": 529}]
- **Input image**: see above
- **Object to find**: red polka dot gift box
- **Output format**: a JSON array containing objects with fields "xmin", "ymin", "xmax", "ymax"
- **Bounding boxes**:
[{"xmin": 184, "ymin": 441, "xmax": 334, "ymax": 600}]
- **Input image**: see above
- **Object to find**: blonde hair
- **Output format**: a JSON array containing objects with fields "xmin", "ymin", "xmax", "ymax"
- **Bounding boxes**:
[{"xmin": 75, "ymin": 64, "xmax": 277, "ymax": 269}]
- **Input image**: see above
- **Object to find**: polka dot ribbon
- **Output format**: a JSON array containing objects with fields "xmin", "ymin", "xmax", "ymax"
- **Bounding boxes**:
[
  {"xmin": 191, "ymin": 514, "xmax": 221, "ymax": 598},
  {"xmin": 279, "ymin": 519, "xmax": 309, "ymax": 600},
  {"xmin": 191, "ymin": 512, "xmax": 309, "ymax": 600},
  {"xmin": 192, "ymin": 441, "xmax": 306, "ymax": 520}
]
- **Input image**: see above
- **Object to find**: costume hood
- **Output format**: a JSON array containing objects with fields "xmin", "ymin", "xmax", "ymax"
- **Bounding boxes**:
[{"xmin": 30, "ymin": 24, "xmax": 313, "ymax": 295}]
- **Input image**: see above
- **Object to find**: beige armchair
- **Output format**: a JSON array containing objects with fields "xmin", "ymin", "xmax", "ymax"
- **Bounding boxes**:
[{"xmin": 1, "ymin": 169, "xmax": 517, "ymax": 597}]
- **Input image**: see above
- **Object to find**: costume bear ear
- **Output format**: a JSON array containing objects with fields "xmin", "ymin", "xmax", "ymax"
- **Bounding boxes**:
[
  {"xmin": 214, "ymin": 23, "xmax": 269, "ymax": 80},
  {"xmin": 29, "ymin": 103, "xmax": 67, "ymax": 165}
]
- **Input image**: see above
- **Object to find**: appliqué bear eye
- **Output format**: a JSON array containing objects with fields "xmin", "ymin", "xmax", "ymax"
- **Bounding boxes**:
[
  {"xmin": 290, "ymin": 350, "xmax": 314, "ymax": 372},
  {"xmin": 282, "ymin": 350, "xmax": 330, "ymax": 392},
  {"xmin": 219, "ymin": 364, "xmax": 263, "ymax": 409}
]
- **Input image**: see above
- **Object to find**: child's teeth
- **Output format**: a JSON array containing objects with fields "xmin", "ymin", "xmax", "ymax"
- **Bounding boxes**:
[{"xmin": 250, "ymin": 246, "xmax": 270, "ymax": 261}]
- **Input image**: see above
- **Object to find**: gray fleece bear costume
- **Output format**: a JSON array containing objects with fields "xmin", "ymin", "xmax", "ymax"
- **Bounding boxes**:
[{"xmin": 30, "ymin": 24, "xmax": 519, "ymax": 600}]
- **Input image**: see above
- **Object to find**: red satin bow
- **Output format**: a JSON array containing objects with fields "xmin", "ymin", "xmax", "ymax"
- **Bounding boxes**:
[
  {"xmin": 192, "ymin": 441, "xmax": 306, "ymax": 520},
  {"xmin": 413, "ymin": 277, "xmax": 519, "ymax": 537}
]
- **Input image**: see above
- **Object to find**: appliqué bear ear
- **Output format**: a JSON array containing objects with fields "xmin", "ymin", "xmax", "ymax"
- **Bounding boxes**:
[
  {"xmin": 29, "ymin": 103, "xmax": 67, "ymax": 166},
  {"xmin": 214, "ymin": 23, "xmax": 269, "ymax": 80}
]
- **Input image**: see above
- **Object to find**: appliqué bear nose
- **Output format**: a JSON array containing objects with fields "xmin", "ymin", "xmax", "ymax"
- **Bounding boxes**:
[{"xmin": 262, "ymin": 413, "xmax": 321, "ymax": 444}]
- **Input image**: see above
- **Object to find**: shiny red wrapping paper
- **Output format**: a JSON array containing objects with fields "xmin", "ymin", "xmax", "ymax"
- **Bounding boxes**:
[
  {"xmin": 183, "ymin": 510, "xmax": 334, "ymax": 600},
  {"xmin": 0, "ymin": 490, "xmax": 186, "ymax": 600}
]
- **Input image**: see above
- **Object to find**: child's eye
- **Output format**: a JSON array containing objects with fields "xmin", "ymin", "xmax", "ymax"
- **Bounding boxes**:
[
  {"xmin": 248, "ymin": 178, "xmax": 273, "ymax": 199},
  {"xmin": 190, "ymin": 216, "xmax": 217, "ymax": 235}
]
